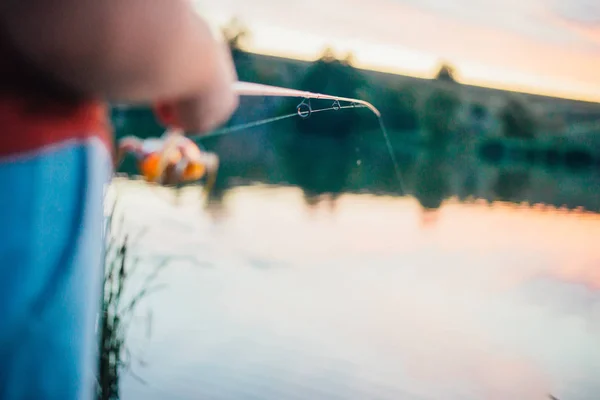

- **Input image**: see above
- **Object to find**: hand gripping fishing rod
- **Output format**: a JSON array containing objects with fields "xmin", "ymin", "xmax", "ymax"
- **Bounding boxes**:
[{"xmin": 116, "ymin": 81, "xmax": 403, "ymax": 193}]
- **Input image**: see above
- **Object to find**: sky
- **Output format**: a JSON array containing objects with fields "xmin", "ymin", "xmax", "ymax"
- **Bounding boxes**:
[{"xmin": 195, "ymin": 0, "xmax": 600, "ymax": 102}]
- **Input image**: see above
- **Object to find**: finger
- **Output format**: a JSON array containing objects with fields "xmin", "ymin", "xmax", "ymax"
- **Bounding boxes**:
[
  {"xmin": 177, "ymin": 44, "xmax": 239, "ymax": 133},
  {"xmin": 154, "ymin": 102, "xmax": 180, "ymax": 128}
]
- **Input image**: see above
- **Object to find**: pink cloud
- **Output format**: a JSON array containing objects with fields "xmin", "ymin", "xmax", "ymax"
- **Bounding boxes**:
[
  {"xmin": 198, "ymin": 0, "xmax": 600, "ymax": 99},
  {"xmin": 552, "ymin": 0, "xmax": 600, "ymax": 25}
]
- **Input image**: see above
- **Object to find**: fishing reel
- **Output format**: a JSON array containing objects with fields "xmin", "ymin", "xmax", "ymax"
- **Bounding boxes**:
[{"xmin": 116, "ymin": 130, "xmax": 219, "ymax": 191}]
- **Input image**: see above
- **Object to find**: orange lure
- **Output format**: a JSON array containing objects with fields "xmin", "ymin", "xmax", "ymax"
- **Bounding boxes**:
[{"xmin": 115, "ymin": 102, "xmax": 219, "ymax": 187}]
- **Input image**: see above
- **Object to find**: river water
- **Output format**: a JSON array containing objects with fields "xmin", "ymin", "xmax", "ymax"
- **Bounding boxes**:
[{"xmin": 108, "ymin": 121, "xmax": 600, "ymax": 400}]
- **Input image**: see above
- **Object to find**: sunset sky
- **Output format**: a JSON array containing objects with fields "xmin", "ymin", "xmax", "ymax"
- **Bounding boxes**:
[{"xmin": 195, "ymin": 0, "xmax": 600, "ymax": 102}]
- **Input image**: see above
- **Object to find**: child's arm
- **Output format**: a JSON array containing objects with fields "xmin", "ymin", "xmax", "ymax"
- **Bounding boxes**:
[{"xmin": 0, "ymin": 0, "xmax": 238, "ymax": 131}]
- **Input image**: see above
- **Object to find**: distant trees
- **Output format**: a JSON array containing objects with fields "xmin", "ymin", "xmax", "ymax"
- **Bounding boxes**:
[
  {"xmin": 464, "ymin": 102, "xmax": 490, "ymax": 137},
  {"xmin": 434, "ymin": 63, "xmax": 458, "ymax": 83},
  {"xmin": 370, "ymin": 84, "xmax": 419, "ymax": 131},
  {"xmin": 222, "ymin": 18, "xmax": 250, "ymax": 54},
  {"xmin": 221, "ymin": 18, "xmax": 254, "ymax": 81},
  {"xmin": 213, "ymin": 24, "xmax": 544, "ymax": 143},
  {"xmin": 293, "ymin": 48, "xmax": 367, "ymax": 136},
  {"xmin": 470, "ymin": 103, "xmax": 487, "ymax": 121},
  {"xmin": 499, "ymin": 97, "xmax": 537, "ymax": 139},
  {"xmin": 319, "ymin": 47, "xmax": 337, "ymax": 63},
  {"xmin": 422, "ymin": 88, "xmax": 461, "ymax": 144},
  {"xmin": 341, "ymin": 52, "xmax": 356, "ymax": 66},
  {"xmin": 300, "ymin": 47, "xmax": 365, "ymax": 96}
]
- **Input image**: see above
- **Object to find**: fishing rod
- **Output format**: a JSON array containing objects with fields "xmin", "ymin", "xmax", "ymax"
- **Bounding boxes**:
[
  {"xmin": 232, "ymin": 81, "xmax": 381, "ymax": 116},
  {"xmin": 196, "ymin": 81, "xmax": 376, "ymax": 139},
  {"xmin": 116, "ymin": 81, "xmax": 404, "ymax": 193}
]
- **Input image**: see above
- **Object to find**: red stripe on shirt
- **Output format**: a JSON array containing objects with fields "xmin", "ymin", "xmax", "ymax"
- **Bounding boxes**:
[{"xmin": 0, "ymin": 97, "xmax": 113, "ymax": 158}]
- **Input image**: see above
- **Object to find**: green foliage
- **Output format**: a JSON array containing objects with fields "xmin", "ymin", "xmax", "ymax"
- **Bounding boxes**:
[
  {"xmin": 300, "ymin": 48, "xmax": 365, "ymax": 96},
  {"xmin": 110, "ymin": 107, "xmax": 163, "ymax": 141},
  {"xmin": 370, "ymin": 84, "xmax": 419, "ymax": 131},
  {"xmin": 470, "ymin": 103, "xmax": 487, "ymax": 121},
  {"xmin": 99, "ymin": 206, "xmax": 134, "ymax": 400},
  {"xmin": 493, "ymin": 170, "xmax": 530, "ymax": 200},
  {"xmin": 499, "ymin": 97, "xmax": 537, "ymax": 139},
  {"xmin": 434, "ymin": 63, "xmax": 458, "ymax": 83},
  {"xmin": 98, "ymin": 204, "xmax": 168, "ymax": 400},
  {"xmin": 221, "ymin": 18, "xmax": 254, "ymax": 82},
  {"xmin": 293, "ymin": 48, "xmax": 368, "ymax": 136},
  {"xmin": 422, "ymin": 88, "xmax": 461, "ymax": 144},
  {"xmin": 222, "ymin": 17, "xmax": 250, "ymax": 53}
]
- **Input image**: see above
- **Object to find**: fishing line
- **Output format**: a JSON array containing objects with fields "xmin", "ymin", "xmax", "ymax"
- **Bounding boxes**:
[
  {"xmin": 194, "ymin": 112, "xmax": 298, "ymax": 139},
  {"xmin": 115, "ymin": 82, "xmax": 406, "ymax": 193},
  {"xmin": 376, "ymin": 118, "xmax": 404, "ymax": 192},
  {"xmin": 189, "ymin": 96, "xmax": 405, "ymax": 194},
  {"xmin": 228, "ymin": 82, "xmax": 405, "ymax": 193},
  {"xmin": 189, "ymin": 105, "xmax": 364, "ymax": 140}
]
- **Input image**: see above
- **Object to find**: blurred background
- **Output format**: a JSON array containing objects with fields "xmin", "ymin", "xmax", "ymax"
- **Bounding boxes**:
[{"xmin": 103, "ymin": 1, "xmax": 600, "ymax": 400}]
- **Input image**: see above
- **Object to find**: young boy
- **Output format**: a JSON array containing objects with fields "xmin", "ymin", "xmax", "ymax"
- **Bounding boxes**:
[{"xmin": 0, "ymin": 0, "xmax": 238, "ymax": 398}]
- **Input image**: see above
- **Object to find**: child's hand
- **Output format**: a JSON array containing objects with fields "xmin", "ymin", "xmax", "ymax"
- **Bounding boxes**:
[
  {"xmin": 154, "ymin": 91, "xmax": 237, "ymax": 134},
  {"xmin": 154, "ymin": 42, "xmax": 238, "ymax": 134},
  {"xmin": 2, "ymin": 0, "xmax": 240, "ymax": 110},
  {"xmin": 154, "ymin": 91, "xmax": 238, "ymax": 136}
]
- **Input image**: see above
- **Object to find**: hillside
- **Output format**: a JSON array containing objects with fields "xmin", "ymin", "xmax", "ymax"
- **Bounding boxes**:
[{"xmin": 236, "ymin": 50, "xmax": 600, "ymax": 141}]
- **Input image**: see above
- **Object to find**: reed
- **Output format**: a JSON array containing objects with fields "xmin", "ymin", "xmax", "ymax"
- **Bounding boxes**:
[{"xmin": 97, "ymin": 202, "xmax": 166, "ymax": 400}]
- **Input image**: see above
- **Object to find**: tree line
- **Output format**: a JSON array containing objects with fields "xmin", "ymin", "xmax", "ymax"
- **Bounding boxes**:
[{"xmin": 221, "ymin": 19, "xmax": 539, "ymax": 142}]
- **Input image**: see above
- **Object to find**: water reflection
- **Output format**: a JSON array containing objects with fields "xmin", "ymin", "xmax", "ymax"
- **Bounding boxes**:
[
  {"xmin": 493, "ymin": 170, "xmax": 531, "ymax": 202},
  {"xmin": 185, "ymin": 125, "xmax": 600, "ymax": 213},
  {"xmin": 281, "ymin": 134, "xmax": 356, "ymax": 210},
  {"xmin": 107, "ymin": 124, "xmax": 600, "ymax": 400},
  {"xmin": 111, "ymin": 184, "xmax": 600, "ymax": 400},
  {"xmin": 413, "ymin": 150, "xmax": 452, "ymax": 211}
]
